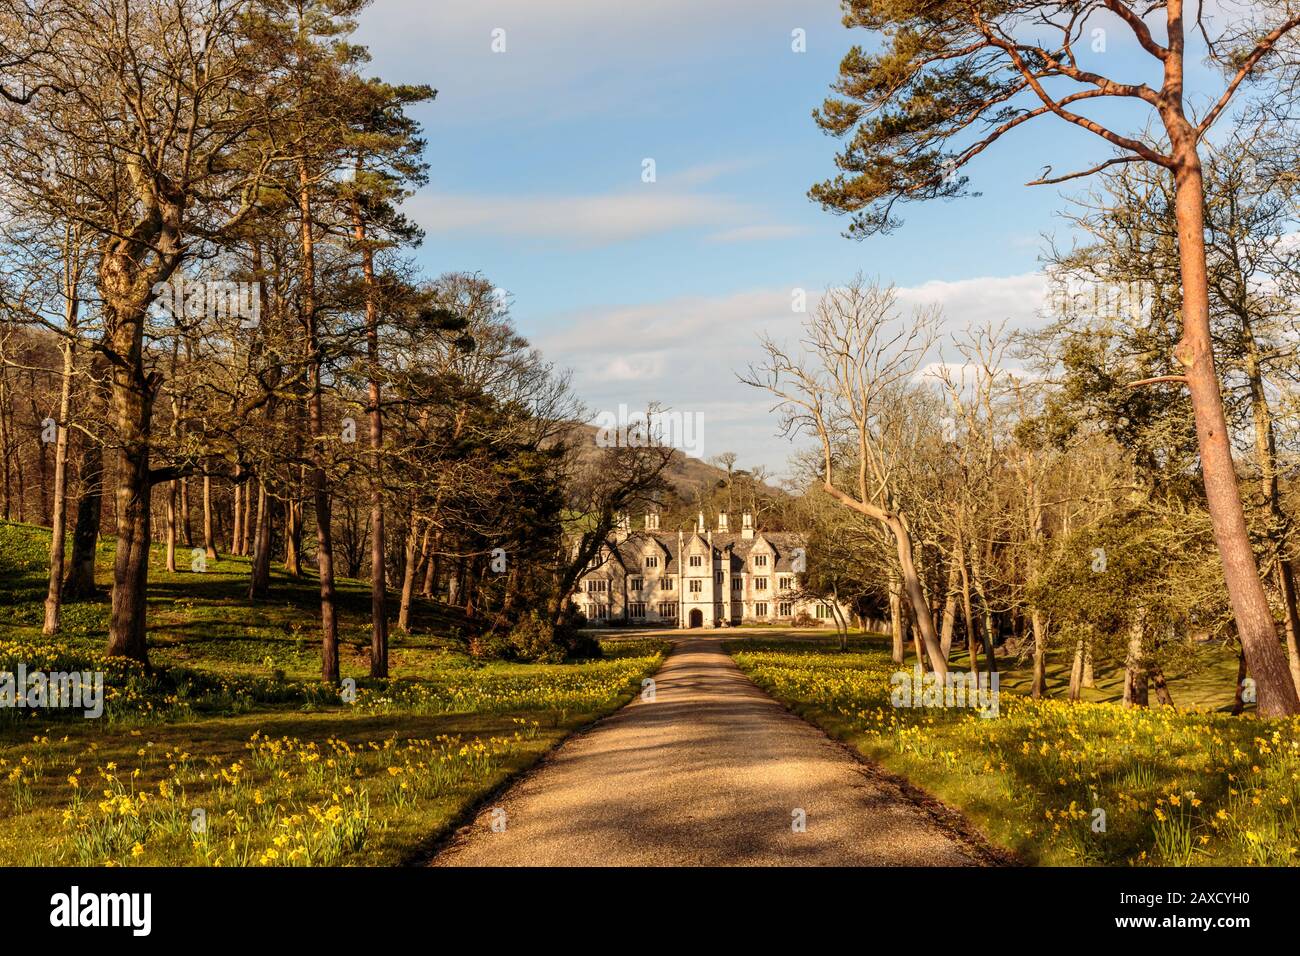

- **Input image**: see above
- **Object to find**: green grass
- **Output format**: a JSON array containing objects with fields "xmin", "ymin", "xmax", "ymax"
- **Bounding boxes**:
[
  {"xmin": 728, "ymin": 634, "xmax": 1300, "ymax": 866},
  {"xmin": 0, "ymin": 520, "xmax": 667, "ymax": 865}
]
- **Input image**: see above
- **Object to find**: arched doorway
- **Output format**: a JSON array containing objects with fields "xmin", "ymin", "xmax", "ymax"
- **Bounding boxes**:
[{"xmin": 688, "ymin": 608, "xmax": 703, "ymax": 628}]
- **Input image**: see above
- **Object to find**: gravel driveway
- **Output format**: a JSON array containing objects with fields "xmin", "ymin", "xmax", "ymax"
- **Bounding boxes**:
[{"xmin": 431, "ymin": 634, "xmax": 995, "ymax": 866}]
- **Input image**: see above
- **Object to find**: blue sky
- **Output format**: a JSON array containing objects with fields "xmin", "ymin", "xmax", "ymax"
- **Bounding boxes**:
[{"xmin": 353, "ymin": 0, "xmax": 1249, "ymax": 477}]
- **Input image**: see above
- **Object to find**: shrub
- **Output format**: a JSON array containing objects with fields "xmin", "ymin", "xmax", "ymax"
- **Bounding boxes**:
[{"xmin": 471, "ymin": 605, "xmax": 602, "ymax": 663}]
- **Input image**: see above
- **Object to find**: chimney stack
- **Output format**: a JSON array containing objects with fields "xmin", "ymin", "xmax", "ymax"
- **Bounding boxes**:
[
  {"xmin": 645, "ymin": 512, "xmax": 660, "ymax": 531},
  {"xmin": 697, "ymin": 511, "xmax": 706, "ymax": 533},
  {"xmin": 741, "ymin": 511, "xmax": 754, "ymax": 540},
  {"xmin": 717, "ymin": 512, "xmax": 729, "ymax": 532}
]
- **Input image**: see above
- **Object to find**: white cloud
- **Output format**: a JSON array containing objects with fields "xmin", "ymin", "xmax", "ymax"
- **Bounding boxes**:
[
  {"xmin": 407, "ymin": 189, "xmax": 745, "ymax": 245},
  {"xmin": 403, "ymin": 162, "xmax": 800, "ymax": 247},
  {"xmin": 707, "ymin": 224, "xmax": 810, "ymax": 243},
  {"xmin": 895, "ymin": 273, "xmax": 1049, "ymax": 331},
  {"xmin": 537, "ymin": 272, "xmax": 1049, "ymax": 474}
]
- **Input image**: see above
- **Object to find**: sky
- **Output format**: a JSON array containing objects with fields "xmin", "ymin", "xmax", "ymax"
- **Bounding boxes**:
[{"xmin": 352, "ymin": 0, "xmax": 1252, "ymax": 478}]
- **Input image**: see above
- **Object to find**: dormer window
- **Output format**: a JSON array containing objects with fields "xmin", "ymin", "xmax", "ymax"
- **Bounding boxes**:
[
  {"xmin": 689, "ymin": 555, "xmax": 703, "ymax": 568},
  {"xmin": 645, "ymin": 555, "xmax": 659, "ymax": 569},
  {"xmin": 753, "ymin": 554, "xmax": 768, "ymax": 568}
]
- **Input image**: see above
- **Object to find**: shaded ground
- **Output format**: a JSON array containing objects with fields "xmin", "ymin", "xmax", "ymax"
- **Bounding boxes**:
[{"xmin": 432, "ymin": 634, "xmax": 998, "ymax": 866}]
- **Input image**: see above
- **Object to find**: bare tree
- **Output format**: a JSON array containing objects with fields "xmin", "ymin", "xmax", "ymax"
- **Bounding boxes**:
[{"xmin": 743, "ymin": 276, "xmax": 948, "ymax": 677}]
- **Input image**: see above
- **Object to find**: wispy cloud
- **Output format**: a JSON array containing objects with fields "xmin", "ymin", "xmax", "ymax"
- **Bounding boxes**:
[
  {"xmin": 537, "ymin": 273, "xmax": 1049, "ymax": 473},
  {"xmin": 707, "ymin": 224, "xmax": 810, "ymax": 243},
  {"xmin": 405, "ymin": 161, "xmax": 801, "ymax": 247},
  {"xmin": 407, "ymin": 189, "xmax": 746, "ymax": 245}
]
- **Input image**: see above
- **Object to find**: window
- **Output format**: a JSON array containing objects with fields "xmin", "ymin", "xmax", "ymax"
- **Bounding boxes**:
[
  {"xmin": 660, "ymin": 578, "xmax": 674, "ymax": 591},
  {"xmin": 815, "ymin": 603, "xmax": 831, "ymax": 619},
  {"xmin": 732, "ymin": 578, "xmax": 742, "ymax": 592},
  {"xmin": 715, "ymin": 571, "xmax": 724, "ymax": 584},
  {"xmin": 689, "ymin": 554, "xmax": 703, "ymax": 568},
  {"xmin": 755, "ymin": 602, "xmax": 769, "ymax": 617},
  {"xmin": 630, "ymin": 577, "xmax": 643, "ymax": 591},
  {"xmin": 755, "ymin": 577, "xmax": 768, "ymax": 591},
  {"xmin": 645, "ymin": 555, "xmax": 658, "ymax": 569},
  {"xmin": 753, "ymin": 554, "xmax": 768, "ymax": 568},
  {"xmin": 689, "ymin": 579, "xmax": 702, "ymax": 594},
  {"xmin": 586, "ymin": 579, "xmax": 607, "ymax": 593},
  {"xmin": 589, "ymin": 604, "xmax": 608, "ymax": 620},
  {"xmin": 778, "ymin": 576, "xmax": 792, "ymax": 591},
  {"xmin": 629, "ymin": 602, "xmax": 645, "ymax": 618},
  {"xmin": 657, "ymin": 602, "xmax": 678, "ymax": 617},
  {"xmin": 778, "ymin": 602, "xmax": 792, "ymax": 616}
]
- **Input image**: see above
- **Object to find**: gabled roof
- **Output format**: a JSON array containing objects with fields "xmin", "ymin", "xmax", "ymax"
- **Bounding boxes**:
[{"xmin": 586, "ymin": 529, "xmax": 808, "ymax": 576}]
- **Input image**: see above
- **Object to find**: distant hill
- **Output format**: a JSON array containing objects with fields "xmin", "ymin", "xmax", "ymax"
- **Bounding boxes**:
[{"xmin": 565, "ymin": 423, "xmax": 783, "ymax": 501}]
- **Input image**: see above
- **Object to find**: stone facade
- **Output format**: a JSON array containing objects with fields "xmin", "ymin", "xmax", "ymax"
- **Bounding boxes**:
[{"xmin": 572, "ymin": 511, "xmax": 842, "ymax": 628}]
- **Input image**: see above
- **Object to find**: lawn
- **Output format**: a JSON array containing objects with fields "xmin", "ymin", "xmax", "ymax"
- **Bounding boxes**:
[
  {"xmin": 728, "ymin": 634, "xmax": 1300, "ymax": 866},
  {"xmin": 0, "ymin": 521, "xmax": 667, "ymax": 866}
]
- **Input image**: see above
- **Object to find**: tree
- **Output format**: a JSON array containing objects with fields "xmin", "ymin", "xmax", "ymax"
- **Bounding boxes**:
[
  {"xmin": 744, "ymin": 276, "xmax": 949, "ymax": 677},
  {"xmin": 1028, "ymin": 124, "xmax": 1300, "ymax": 703},
  {"xmin": 810, "ymin": 1, "xmax": 1300, "ymax": 715},
  {"xmin": 340, "ymin": 75, "xmax": 435, "ymax": 678},
  {"xmin": 2, "ymin": 0, "xmax": 274, "ymax": 662}
]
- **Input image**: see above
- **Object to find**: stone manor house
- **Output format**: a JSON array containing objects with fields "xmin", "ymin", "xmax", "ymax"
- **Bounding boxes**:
[{"xmin": 572, "ymin": 511, "xmax": 841, "ymax": 628}]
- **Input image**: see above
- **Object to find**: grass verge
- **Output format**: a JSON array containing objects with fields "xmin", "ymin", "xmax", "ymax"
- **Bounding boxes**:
[{"xmin": 728, "ymin": 636, "xmax": 1299, "ymax": 866}]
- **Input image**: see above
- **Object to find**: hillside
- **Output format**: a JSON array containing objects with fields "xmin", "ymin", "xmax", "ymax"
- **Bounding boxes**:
[{"xmin": 566, "ymin": 422, "xmax": 784, "ymax": 501}]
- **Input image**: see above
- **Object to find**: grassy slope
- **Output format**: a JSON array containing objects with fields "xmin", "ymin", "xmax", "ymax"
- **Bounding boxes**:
[
  {"xmin": 728, "ymin": 633, "xmax": 1299, "ymax": 867},
  {"xmin": 0, "ymin": 521, "xmax": 666, "ymax": 866}
]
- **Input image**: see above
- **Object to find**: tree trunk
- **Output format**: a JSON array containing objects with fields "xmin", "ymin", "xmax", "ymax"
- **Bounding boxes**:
[
  {"xmin": 63, "ymin": 436, "xmax": 102, "ymax": 599},
  {"xmin": 1122, "ymin": 612, "xmax": 1148, "ymax": 708},
  {"xmin": 1068, "ymin": 634, "xmax": 1085, "ymax": 701},
  {"xmin": 165, "ymin": 480, "xmax": 178, "ymax": 572},
  {"xmin": 1151, "ymin": 663, "xmax": 1175, "ymax": 707},
  {"xmin": 42, "ymin": 327, "xmax": 76, "ymax": 635},
  {"xmin": 284, "ymin": 496, "xmax": 301, "ymax": 576},
  {"xmin": 397, "ymin": 511, "xmax": 421, "ymax": 633},
  {"xmin": 203, "ymin": 473, "xmax": 218, "ymax": 561},
  {"xmin": 955, "ymin": 536, "xmax": 979, "ymax": 676},
  {"xmin": 105, "ymin": 347, "xmax": 154, "ymax": 663},
  {"xmin": 887, "ymin": 514, "xmax": 947, "ymax": 677},
  {"xmin": 888, "ymin": 579, "xmax": 904, "ymax": 665},
  {"xmin": 353, "ymin": 195, "xmax": 388, "ymax": 678},
  {"xmin": 180, "ymin": 476, "xmax": 192, "ymax": 547},
  {"xmin": 239, "ymin": 476, "xmax": 252, "ymax": 557},
  {"xmin": 420, "ymin": 528, "xmax": 438, "ymax": 598},
  {"xmin": 249, "ymin": 479, "xmax": 272, "ymax": 600},
  {"xmin": 939, "ymin": 557, "xmax": 959, "ymax": 661},
  {"xmin": 1030, "ymin": 610, "xmax": 1048, "ymax": 699},
  {"xmin": 0, "ymin": 359, "xmax": 10, "ymax": 521},
  {"xmin": 447, "ymin": 558, "xmax": 461, "ymax": 608},
  {"xmin": 231, "ymin": 476, "xmax": 243, "ymax": 557},
  {"xmin": 1165, "ymin": 125, "xmax": 1298, "ymax": 715},
  {"xmin": 300, "ymin": 162, "xmax": 339, "ymax": 683}
]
